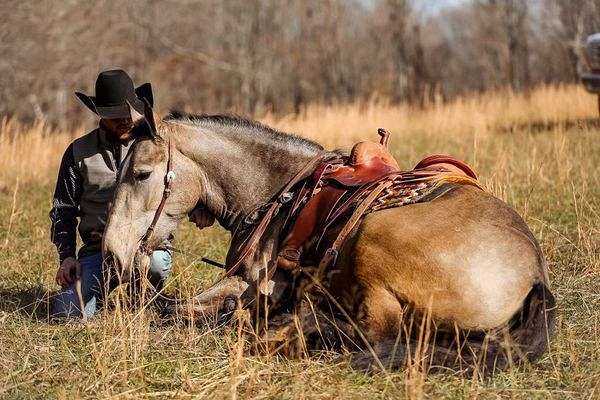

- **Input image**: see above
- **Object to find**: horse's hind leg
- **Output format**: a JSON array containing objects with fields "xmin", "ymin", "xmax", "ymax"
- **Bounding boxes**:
[
  {"xmin": 351, "ymin": 284, "xmax": 475, "ymax": 373},
  {"xmin": 348, "ymin": 285, "xmax": 414, "ymax": 371},
  {"xmin": 352, "ymin": 282, "xmax": 557, "ymax": 374}
]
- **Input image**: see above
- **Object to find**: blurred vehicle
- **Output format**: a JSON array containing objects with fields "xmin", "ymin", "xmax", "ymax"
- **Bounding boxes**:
[
  {"xmin": 580, "ymin": 33, "xmax": 600, "ymax": 114},
  {"xmin": 581, "ymin": 33, "xmax": 600, "ymax": 93}
]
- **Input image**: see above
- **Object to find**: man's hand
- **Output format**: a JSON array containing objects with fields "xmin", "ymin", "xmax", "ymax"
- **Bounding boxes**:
[
  {"xmin": 188, "ymin": 206, "xmax": 215, "ymax": 229},
  {"xmin": 56, "ymin": 257, "xmax": 80, "ymax": 288}
]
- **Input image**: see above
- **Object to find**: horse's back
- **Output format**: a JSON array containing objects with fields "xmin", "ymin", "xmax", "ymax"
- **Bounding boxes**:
[{"xmin": 351, "ymin": 184, "xmax": 545, "ymax": 332}]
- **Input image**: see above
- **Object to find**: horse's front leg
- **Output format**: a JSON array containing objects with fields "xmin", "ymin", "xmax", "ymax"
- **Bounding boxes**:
[
  {"xmin": 227, "ymin": 221, "xmax": 291, "ymax": 303},
  {"xmin": 164, "ymin": 237, "xmax": 281, "ymax": 326},
  {"xmin": 163, "ymin": 276, "xmax": 248, "ymax": 325}
]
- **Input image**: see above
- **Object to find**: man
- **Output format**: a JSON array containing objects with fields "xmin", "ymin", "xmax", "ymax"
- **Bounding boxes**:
[{"xmin": 50, "ymin": 69, "xmax": 172, "ymax": 319}]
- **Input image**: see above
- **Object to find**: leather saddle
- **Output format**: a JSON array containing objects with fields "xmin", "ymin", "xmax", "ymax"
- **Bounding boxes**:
[
  {"xmin": 277, "ymin": 129, "xmax": 400, "ymax": 269},
  {"xmin": 277, "ymin": 128, "xmax": 478, "ymax": 271}
]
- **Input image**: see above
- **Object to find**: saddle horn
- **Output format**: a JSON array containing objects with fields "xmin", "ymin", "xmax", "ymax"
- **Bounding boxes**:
[{"xmin": 377, "ymin": 128, "xmax": 391, "ymax": 148}]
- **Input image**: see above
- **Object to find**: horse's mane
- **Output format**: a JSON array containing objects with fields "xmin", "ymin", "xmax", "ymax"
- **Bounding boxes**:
[{"xmin": 164, "ymin": 110, "xmax": 323, "ymax": 152}]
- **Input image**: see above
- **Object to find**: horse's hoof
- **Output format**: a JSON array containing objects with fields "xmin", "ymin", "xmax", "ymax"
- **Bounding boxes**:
[
  {"xmin": 217, "ymin": 295, "xmax": 239, "ymax": 325},
  {"xmin": 222, "ymin": 295, "xmax": 238, "ymax": 313}
]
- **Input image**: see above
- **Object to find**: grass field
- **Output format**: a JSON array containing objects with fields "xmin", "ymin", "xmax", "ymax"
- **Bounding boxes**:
[{"xmin": 0, "ymin": 85, "xmax": 599, "ymax": 399}]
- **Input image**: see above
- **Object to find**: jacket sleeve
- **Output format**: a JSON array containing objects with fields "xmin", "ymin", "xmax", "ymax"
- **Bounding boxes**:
[{"xmin": 49, "ymin": 143, "xmax": 83, "ymax": 263}]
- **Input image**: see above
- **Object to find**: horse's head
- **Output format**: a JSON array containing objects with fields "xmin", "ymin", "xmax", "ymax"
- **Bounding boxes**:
[
  {"xmin": 102, "ymin": 125, "xmax": 202, "ymax": 275},
  {"xmin": 104, "ymin": 111, "xmax": 326, "ymax": 281}
]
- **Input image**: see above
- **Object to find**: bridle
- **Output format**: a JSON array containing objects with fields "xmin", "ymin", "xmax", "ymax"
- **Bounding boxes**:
[
  {"xmin": 135, "ymin": 103, "xmax": 329, "ymax": 282},
  {"xmin": 137, "ymin": 98, "xmax": 177, "ymax": 255},
  {"xmin": 138, "ymin": 134, "xmax": 328, "ymax": 283},
  {"xmin": 139, "ymin": 139, "xmax": 175, "ymax": 255}
]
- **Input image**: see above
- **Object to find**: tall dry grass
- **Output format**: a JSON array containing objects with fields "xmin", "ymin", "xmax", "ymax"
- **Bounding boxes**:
[
  {"xmin": 0, "ymin": 84, "xmax": 599, "ymax": 398},
  {"xmin": 265, "ymin": 84, "xmax": 598, "ymax": 146},
  {"xmin": 1, "ymin": 84, "xmax": 596, "ymax": 184}
]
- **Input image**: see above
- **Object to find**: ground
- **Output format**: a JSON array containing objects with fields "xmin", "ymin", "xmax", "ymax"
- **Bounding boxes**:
[{"xmin": 0, "ymin": 85, "xmax": 599, "ymax": 399}]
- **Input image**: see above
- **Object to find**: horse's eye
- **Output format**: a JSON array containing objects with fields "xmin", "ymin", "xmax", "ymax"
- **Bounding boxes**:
[{"xmin": 134, "ymin": 171, "xmax": 152, "ymax": 182}]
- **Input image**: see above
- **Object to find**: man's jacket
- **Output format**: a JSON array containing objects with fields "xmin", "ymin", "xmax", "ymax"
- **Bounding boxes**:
[{"xmin": 49, "ymin": 126, "xmax": 133, "ymax": 262}]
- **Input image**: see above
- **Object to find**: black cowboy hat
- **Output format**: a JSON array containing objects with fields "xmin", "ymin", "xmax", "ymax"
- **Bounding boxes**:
[{"xmin": 75, "ymin": 69, "xmax": 153, "ymax": 119}]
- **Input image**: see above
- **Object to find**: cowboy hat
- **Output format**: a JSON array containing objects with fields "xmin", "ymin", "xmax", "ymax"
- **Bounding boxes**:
[{"xmin": 75, "ymin": 69, "xmax": 153, "ymax": 119}]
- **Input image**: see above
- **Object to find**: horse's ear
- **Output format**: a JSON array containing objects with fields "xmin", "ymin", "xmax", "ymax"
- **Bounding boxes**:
[
  {"xmin": 127, "ymin": 100, "xmax": 145, "ymax": 125},
  {"xmin": 142, "ymin": 98, "xmax": 158, "ymax": 138}
]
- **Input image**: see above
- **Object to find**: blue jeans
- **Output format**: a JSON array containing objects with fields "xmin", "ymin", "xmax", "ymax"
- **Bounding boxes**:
[{"xmin": 52, "ymin": 251, "xmax": 172, "ymax": 319}]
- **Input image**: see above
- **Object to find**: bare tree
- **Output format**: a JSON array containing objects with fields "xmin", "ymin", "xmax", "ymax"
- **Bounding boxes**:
[
  {"xmin": 502, "ymin": 0, "xmax": 531, "ymax": 90},
  {"xmin": 2, "ymin": 0, "xmax": 600, "ymax": 125}
]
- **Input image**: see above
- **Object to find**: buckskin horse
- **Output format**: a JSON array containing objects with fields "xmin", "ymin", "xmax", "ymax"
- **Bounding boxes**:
[{"xmin": 102, "ymin": 109, "xmax": 556, "ymax": 374}]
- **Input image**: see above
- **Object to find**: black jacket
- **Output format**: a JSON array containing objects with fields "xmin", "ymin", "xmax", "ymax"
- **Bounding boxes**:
[{"xmin": 49, "ymin": 127, "xmax": 131, "ymax": 263}]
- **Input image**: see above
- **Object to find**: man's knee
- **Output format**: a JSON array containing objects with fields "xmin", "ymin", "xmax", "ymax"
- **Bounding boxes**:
[
  {"xmin": 148, "ymin": 250, "xmax": 172, "ymax": 287},
  {"xmin": 52, "ymin": 286, "xmax": 98, "ymax": 319},
  {"xmin": 51, "ymin": 253, "xmax": 105, "ymax": 319}
]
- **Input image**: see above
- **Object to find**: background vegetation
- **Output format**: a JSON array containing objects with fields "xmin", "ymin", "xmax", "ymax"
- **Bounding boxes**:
[
  {"xmin": 0, "ymin": 85, "xmax": 599, "ymax": 398},
  {"xmin": 2, "ymin": 0, "xmax": 600, "ymax": 397},
  {"xmin": 2, "ymin": 0, "xmax": 600, "ymax": 126}
]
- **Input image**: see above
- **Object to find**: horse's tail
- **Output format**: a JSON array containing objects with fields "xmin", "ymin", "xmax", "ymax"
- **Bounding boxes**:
[{"xmin": 351, "ymin": 282, "xmax": 556, "ymax": 374}]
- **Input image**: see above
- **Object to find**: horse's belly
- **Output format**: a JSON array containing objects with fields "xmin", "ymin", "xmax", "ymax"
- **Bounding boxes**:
[{"xmin": 352, "ymin": 192, "xmax": 541, "ymax": 330}]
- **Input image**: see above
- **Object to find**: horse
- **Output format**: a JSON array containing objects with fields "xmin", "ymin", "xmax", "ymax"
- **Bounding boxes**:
[{"xmin": 102, "ymin": 111, "xmax": 556, "ymax": 373}]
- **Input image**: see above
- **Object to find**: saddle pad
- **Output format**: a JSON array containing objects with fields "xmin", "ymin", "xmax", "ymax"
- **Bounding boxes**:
[
  {"xmin": 365, "ymin": 173, "xmax": 482, "ymax": 214},
  {"xmin": 312, "ymin": 171, "xmax": 483, "ymax": 255}
]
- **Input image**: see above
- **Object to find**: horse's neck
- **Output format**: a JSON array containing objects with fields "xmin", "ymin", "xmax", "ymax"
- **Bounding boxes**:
[{"xmin": 172, "ymin": 123, "xmax": 323, "ymax": 231}]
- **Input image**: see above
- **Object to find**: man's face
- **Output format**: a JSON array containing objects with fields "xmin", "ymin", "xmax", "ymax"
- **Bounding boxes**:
[{"xmin": 102, "ymin": 117, "xmax": 134, "ymax": 141}]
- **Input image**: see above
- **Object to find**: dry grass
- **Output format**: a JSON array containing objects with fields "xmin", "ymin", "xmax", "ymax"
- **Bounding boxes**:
[{"xmin": 0, "ymin": 84, "xmax": 599, "ymax": 398}]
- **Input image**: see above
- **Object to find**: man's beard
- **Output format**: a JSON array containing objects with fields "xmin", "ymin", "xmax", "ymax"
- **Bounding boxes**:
[
  {"xmin": 115, "ymin": 121, "xmax": 134, "ymax": 136},
  {"xmin": 111, "ymin": 127, "xmax": 132, "ymax": 141},
  {"xmin": 102, "ymin": 120, "xmax": 136, "ymax": 141}
]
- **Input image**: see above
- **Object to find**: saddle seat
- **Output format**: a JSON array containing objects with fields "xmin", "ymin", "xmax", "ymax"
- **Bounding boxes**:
[
  {"xmin": 277, "ymin": 129, "xmax": 400, "ymax": 270},
  {"xmin": 325, "ymin": 128, "xmax": 400, "ymax": 187}
]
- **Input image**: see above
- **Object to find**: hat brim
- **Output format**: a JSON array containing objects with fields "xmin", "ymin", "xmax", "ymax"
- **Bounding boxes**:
[
  {"xmin": 75, "ymin": 83, "xmax": 151, "ymax": 119},
  {"xmin": 95, "ymin": 99, "xmax": 144, "ymax": 119}
]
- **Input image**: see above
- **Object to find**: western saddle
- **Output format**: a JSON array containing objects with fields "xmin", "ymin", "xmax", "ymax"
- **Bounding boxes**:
[
  {"xmin": 277, "ymin": 128, "xmax": 479, "ymax": 271},
  {"xmin": 191, "ymin": 127, "xmax": 480, "ymax": 289}
]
